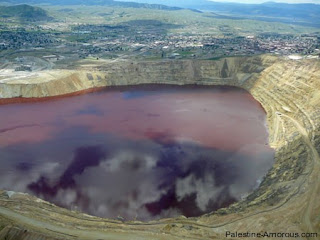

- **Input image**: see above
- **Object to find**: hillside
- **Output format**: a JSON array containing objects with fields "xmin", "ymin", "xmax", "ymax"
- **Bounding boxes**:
[
  {"xmin": 1, "ymin": 0, "xmax": 319, "ymax": 27},
  {"xmin": 0, "ymin": 4, "xmax": 51, "ymax": 21},
  {"xmin": 121, "ymin": 0, "xmax": 320, "ymax": 27},
  {"xmin": 199, "ymin": 2, "xmax": 320, "ymax": 28},
  {"xmin": 0, "ymin": 0, "xmax": 181, "ymax": 11}
]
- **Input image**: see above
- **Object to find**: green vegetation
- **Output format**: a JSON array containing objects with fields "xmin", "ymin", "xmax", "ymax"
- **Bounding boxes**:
[
  {"xmin": 176, "ymin": 50, "xmax": 194, "ymax": 56},
  {"xmin": 43, "ymin": 5, "xmax": 319, "ymax": 36},
  {"xmin": 0, "ymin": 4, "xmax": 51, "ymax": 21}
]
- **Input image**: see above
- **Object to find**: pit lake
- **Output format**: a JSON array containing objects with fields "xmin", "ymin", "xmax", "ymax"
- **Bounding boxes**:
[{"xmin": 0, "ymin": 85, "xmax": 274, "ymax": 221}]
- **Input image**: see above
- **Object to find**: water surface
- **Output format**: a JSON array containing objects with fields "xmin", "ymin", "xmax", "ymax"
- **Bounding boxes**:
[{"xmin": 0, "ymin": 85, "xmax": 274, "ymax": 221}]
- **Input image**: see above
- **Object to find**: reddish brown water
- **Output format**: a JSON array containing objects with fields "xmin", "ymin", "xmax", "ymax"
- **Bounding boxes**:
[{"xmin": 0, "ymin": 85, "xmax": 274, "ymax": 221}]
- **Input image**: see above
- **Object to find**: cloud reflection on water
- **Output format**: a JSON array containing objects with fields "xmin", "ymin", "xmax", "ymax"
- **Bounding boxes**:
[
  {"xmin": 0, "ymin": 128, "xmax": 273, "ymax": 221},
  {"xmin": 0, "ymin": 86, "xmax": 274, "ymax": 221}
]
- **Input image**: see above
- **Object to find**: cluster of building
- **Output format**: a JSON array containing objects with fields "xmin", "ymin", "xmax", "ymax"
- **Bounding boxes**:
[
  {"xmin": 0, "ymin": 25, "xmax": 319, "ymax": 62},
  {"xmin": 0, "ymin": 31, "xmax": 59, "ymax": 50},
  {"xmin": 82, "ymin": 31, "xmax": 320, "ymax": 59}
]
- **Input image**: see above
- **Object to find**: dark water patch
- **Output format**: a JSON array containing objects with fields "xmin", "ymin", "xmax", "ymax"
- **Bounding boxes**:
[
  {"xmin": 0, "ymin": 124, "xmax": 39, "ymax": 134},
  {"xmin": 0, "ymin": 85, "xmax": 274, "ymax": 221},
  {"xmin": 15, "ymin": 161, "xmax": 34, "ymax": 172},
  {"xmin": 75, "ymin": 105, "xmax": 104, "ymax": 116}
]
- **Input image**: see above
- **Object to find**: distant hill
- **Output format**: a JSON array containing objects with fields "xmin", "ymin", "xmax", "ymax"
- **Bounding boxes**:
[
  {"xmin": 0, "ymin": 4, "xmax": 51, "ymax": 21},
  {"xmin": 204, "ymin": 2, "xmax": 320, "ymax": 27},
  {"xmin": 117, "ymin": 0, "xmax": 208, "ymax": 9},
  {"xmin": 1, "ymin": 0, "xmax": 319, "ymax": 27},
  {"xmin": 119, "ymin": 0, "xmax": 320, "ymax": 28},
  {"xmin": 0, "ymin": 0, "xmax": 182, "ymax": 11}
]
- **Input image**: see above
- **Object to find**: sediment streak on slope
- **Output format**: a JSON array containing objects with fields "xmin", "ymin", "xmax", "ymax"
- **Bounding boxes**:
[{"xmin": 280, "ymin": 114, "xmax": 320, "ymax": 234}]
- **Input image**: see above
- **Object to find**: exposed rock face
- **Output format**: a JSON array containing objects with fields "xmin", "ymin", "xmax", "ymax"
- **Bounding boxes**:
[
  {"xmin": 0, "ymin": 56, "xmax": 271, "ymax": 99},
  {"xmin": 0, "ymin": 55, "xmax": 319, "ymax": 239}
]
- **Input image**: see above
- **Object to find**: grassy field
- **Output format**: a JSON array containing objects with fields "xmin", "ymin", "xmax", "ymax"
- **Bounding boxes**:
[{"xmin": 41, "ymin": 5, "xmax": 320, "ymax": 36}]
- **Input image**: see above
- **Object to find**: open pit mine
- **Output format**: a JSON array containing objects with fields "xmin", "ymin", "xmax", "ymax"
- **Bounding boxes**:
[{"xmin": 0, "ymin": 55, "xmax": 319, "ymax": 240}]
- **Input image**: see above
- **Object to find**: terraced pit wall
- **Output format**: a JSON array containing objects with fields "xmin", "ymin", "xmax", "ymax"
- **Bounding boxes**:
[{"xmin": 0, "ymin": 55, "xmax": 319, "ymax": 239}]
